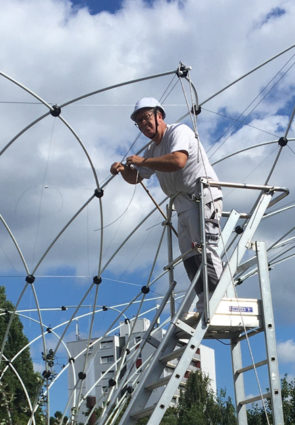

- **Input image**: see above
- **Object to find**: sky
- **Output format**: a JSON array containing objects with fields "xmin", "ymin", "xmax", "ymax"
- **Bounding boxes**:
[{"xmin": 0, "ymin": 0, "xmax": 294, "ymax": 420}]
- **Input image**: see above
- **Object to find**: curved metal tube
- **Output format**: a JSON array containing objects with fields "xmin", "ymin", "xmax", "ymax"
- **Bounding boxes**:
[
  {"xmin": 212, "ymin": 138, "xmax": 295, "ymax": 165},
  {"xmin": 60, "ymin": 69, "xmax": 178, "ymax": 108},
  {"xmin": 32, "ymin": 193, "xmax": 95, "ymax": 275}
]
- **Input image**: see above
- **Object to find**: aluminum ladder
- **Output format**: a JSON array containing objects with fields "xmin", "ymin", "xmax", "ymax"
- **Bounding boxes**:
[{"xmin": 115, "ymin": 190, "xmax": 281, "ymax": 425}]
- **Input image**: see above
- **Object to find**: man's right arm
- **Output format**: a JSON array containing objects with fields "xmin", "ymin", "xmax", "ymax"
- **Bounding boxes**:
[{"xmin": 110, "ymin": 162, "xmax": 142, "ymax": 184}]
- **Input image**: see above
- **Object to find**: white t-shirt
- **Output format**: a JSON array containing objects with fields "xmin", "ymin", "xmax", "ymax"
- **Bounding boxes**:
[{"xmin": 138, "ymin": 123, "xmax": 222, "ymax": 213}]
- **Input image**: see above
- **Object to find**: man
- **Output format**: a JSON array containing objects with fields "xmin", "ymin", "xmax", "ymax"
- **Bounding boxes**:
[{"xmin": 110, "ymin": 97, "xmax": 223, "ymax": 315}]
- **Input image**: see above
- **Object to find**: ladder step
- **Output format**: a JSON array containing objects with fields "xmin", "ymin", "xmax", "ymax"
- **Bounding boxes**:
[
  {"xmin": 145, "ymin": 375, "xmax": 171, "ymax": 391},
  {"xmin": 236, "ymin": 359, "xmax": 268, "ymax": 375},
  {"xmin": 159, "ymin": 347, "xmax": 186, "ymax": 364},
  {"xmin": 147, "ymin": 335, "xmax": 161, "ymax": 348},
  {"xmin": 237, "ymin": 327, "xmax": 264, "ymax": 341},
  {"xmin": 239, "ymin": 392, "xmax": 271, "ymax": 406}
]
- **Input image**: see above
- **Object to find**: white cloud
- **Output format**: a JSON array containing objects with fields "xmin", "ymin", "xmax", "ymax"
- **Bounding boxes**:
[
  {"xmin": 278, "ymin": 339, "xmax": 295, "ymax": 363},
  {"xmin": 0, "ymin": 0, "xmax": 294, "ymax": 403},
  {"xmin": 0, "ymin": 0, "xmax": 293, "ymax": 293}
]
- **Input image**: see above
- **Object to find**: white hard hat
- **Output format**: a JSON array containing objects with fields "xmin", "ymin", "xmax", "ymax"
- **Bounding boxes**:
[{"xmin": 130, "ymin": 97, "xmax": 166, "ymax": 121}]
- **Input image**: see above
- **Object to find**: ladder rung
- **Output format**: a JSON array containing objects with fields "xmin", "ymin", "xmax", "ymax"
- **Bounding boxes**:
[
  {"xmin": 147, "ymin": 335, "xmax": 161, "ymax": 348},
  {"xmin": 236, "ymin": 359, "xmax": 268, "ymax": 375},
  {"xmin": 160, "ymin": 347, "xmax": 186, "ymax": 364},
  {"xmin": 237, "ymin": 327, "xmax": 264, "ymax": 341},
  {"xmin": 145, "ymin": 375, "xmax": 171, "ymax": 391},
  {"xmin": 239, "ymin": 392, "xmax": 271, "ymax": 406}
]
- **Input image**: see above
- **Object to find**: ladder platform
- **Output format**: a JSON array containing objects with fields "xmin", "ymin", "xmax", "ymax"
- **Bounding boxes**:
[
  {"xmin": 206, "ymin": 297, "xmax": 262, "ymax": 338},
  {"xmin": 177, "ymin": 298, "xmax": 262, "ymax": 340}
]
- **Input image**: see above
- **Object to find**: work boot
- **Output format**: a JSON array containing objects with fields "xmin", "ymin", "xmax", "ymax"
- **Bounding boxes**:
[{"xmin": 175, "ymin": 312, "xmax": 200, "ymax": 339}]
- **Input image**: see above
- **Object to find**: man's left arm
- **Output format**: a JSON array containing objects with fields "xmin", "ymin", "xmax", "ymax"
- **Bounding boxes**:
[{"xmin": 126, "ymin": 151, "xmax": 188, "ymax": 172}]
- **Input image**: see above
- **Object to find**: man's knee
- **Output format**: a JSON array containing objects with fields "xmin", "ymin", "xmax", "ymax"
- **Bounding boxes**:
[{"xmin": 183, "ymin": 252, "xmax": 221, "ymax": 293}]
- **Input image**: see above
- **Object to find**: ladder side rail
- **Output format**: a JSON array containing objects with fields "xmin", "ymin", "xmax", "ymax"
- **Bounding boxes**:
[
  {"xmin": 256, "ymin": 241, "xmax": 284, "ymax": 425},
  {"xmin": 166, "ymin": 204, "xmax": 176, "ymax": 317},
  {"xmin": 231, "ymin": 336, "xmax": 248, "ymax": 425},
  {"xmin": 208, "ymin": 192, "xmax": 272, "ymax": 320},
  {"xmin": 145, "ymin": 192, "xmax": 273, "ymax": 425},
  {"xmin": 198, "ymin": 179, "xmax": 210, "ymax": 322},
  {"xmin": 226, "ymin": 282, "xmax": 248, "ymax": 425},
  {"xmin": 217, "ymin": 209, "xmax": 241, "ymax": 257}
]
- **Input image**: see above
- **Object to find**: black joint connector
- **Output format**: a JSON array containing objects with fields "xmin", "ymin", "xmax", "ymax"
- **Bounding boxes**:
[
  {"xmin": 50, "ymin": 104, "xmax": 61, "ymax": 117},
  {"xmin": 235, "ymin": 225, "xmax": 244, "ymax": 235},
  {"xmin": 42, "ymin": 370, "xmax": 51, "ymax": 379},
  {"xmin": 141, "ymin": 286, "xmax": 150, "ymax": 294},
  {"xmin": 69, "ymin": 357, "xmax": 75, "ymax": 363},
  {"xmin": 61, "ymin": 305, "xmax": 67, "ymax": 311},
  {"xmin": 177, "ymin": 64, "xmax": 189, "ymax": 78},
  {"xmin": 93, "ymin": 276, "xmax": 102, "ymax": 285},
  {"xmin": 26, "ymin": 275, "xmax": 35, "ymax": 284},
  {"xmin": 121, "ymin": 385, "xmax": 134, "ymax": 396},
  {"xmin": 94, "ymin": 188, "xmax": 104, "ymax": 198},
  {"xmin": 278, "ymin": 136, "xmax": 288, "ymax": 147},
  {"xmin": 124, "ymin": 318, "xmax": 130, "ymax": 324},
  {"xmin": 126, "ymin": 348, "xmax": 130, "ymax": 355},
  {"xmin": 102, "ymin": 305, "xmax": 108, "ymax": 311},
  {"xmin": 236, "ymin": 278, "xmax": 243, "ymax": 286},
  {"xmin": 46, "ymin": 327, "xmax": 52, "ymax": 333},
  {"xmin": 191, "ymin": 104, "xmax": 201, "ymax": 115},
  {"xmin": 127, "ymin": 385, "xmax": 134, "ymax": 394},
  {"xmin": 108, "ymin": 378, "xmax": 116, "ymax": 387},
  {"xmin": 78, "ymin": 372, "xmax": 86, "ymax": 380}
]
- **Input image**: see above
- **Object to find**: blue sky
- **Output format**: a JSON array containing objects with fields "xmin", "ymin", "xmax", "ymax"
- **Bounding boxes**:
[
  {"xmin": 0, "ymin": 0, "xmax": 294, "ymax": 421},
  {"xmin": 70, "ymin": 0, "xmax": 124, "ymax": 14}
]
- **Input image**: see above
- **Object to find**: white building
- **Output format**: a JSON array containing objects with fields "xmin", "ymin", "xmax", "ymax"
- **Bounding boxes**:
[{"xmin": 66, "ymin": 318, "xmax": 216, "ymax": 424}]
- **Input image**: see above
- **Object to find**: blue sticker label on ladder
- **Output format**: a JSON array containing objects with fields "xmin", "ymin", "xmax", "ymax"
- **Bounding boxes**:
[{"xmin": 229, "ymin": 306, "xmax": 253, "ymax": 313}]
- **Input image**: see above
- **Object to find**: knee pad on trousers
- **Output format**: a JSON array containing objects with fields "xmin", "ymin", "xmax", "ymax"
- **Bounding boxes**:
[{"xmin": 183, "ymin": 254, "xmax": 219, "ymax": 294}]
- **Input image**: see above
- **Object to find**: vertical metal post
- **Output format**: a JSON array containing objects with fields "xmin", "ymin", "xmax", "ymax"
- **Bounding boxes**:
[
  {"xmin": 166, "ymin": 204, "xmax": 175, "ymax": 318},
  {"xmin": 256, "ymin": 241, "xmax": 284, "ymax": 425},
  {"xmin": 231, "ymin": 337, "xmax": 248, "ymax": 425},
  {"xmin": 227, "ymin": 285, "xmax": 248, "ymax": 425},
  {"xmin": 198, "ymin": 178, "xmax": 210, "ymax": 322}
]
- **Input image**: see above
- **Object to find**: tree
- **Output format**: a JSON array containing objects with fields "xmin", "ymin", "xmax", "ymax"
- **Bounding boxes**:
[
  {"xmin": 0, "ymin": 286, "xmax": 44, "ymax": 424},
  {"xmin": 280, "ymin": 374, "xmax": 295, "ymax": 425},
  {"xmin": 136, "ymin": 370, "xmax": 237, "ymax": 425},
  {"xmin": 178, "ymin": 371, "xmax": 237, "ymax": 425},
  {"xmin": 49, "ymin": 410, "xmax": 68, "ymax": 424},
  {"xmin": 247, "ymin": 374, "xmax": 295, "ymax": 425}
]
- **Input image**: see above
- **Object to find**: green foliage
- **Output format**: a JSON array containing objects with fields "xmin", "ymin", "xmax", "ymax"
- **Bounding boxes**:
[
  {"xmin": 178, "ymin": 371, "xmax": 237, "ymax": 425},
  {"xmin": 281, "ymin": 374, "xmax": 295, "ymax": 425},
  {"xmin": 136, "ymin": 371, "xmax": 237, "ymax": 425},
  {"xmin": 247, "ymin": 374, "xmax": 295, "ymax": 425},
  {"xmin": 49, "ymin": 410, "xmax": 68, "ymax": 424},
  {"xmin": 0, "ymin": 286, "xmax": 44, "ymax": 424},
  {"xmin": 159, "ymin": 407, "xmax": 178, "ymax": 425}
]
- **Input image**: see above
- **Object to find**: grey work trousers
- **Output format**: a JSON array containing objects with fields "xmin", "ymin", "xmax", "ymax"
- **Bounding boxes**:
[{"xmin": 178, "ymin": 199, "xmax": 223, "ymax": 298}]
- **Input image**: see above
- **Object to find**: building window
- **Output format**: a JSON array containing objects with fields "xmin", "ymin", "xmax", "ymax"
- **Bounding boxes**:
[
  {"xmin": 101, "ymin": 370, "xmax": 114, "ymax": 376},
  {"xmin": 192, "ymin": 360, "xmax": 201, "ymax": 369},
  {"xmin": 101, "ymin": 355, "xmax": 114, "ymax": 364},
  {"xmin": 184, "ymin": 370, "xmax": 191, "ymax": 379},
  {"xmin": 100, "ymin": 340, "xmax": 113, "ymax": 349},
  {"xmin": 136, "ymin": 358, "xmax": 142, "ymax": 369}
]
